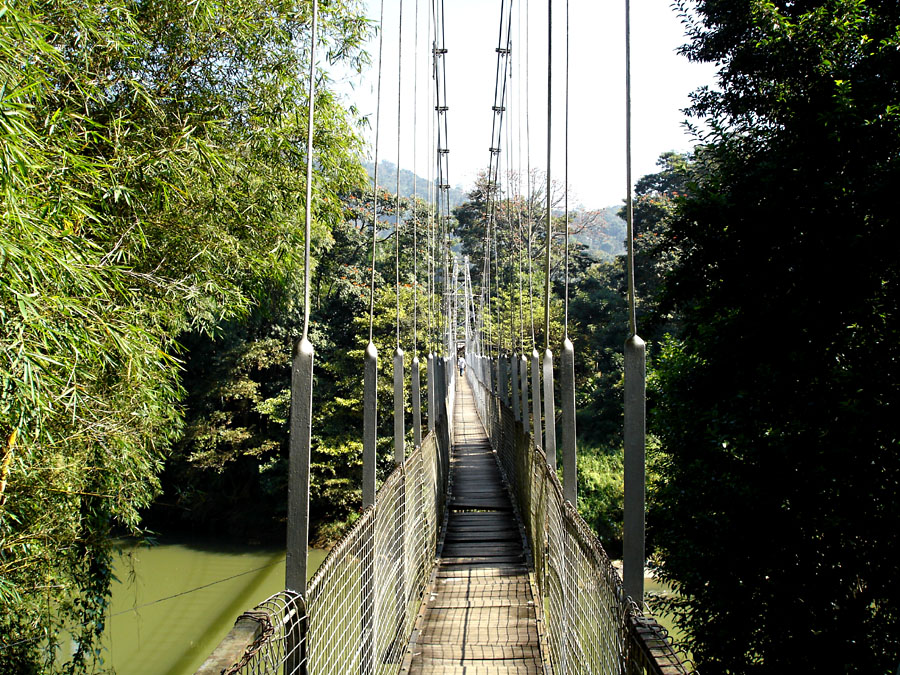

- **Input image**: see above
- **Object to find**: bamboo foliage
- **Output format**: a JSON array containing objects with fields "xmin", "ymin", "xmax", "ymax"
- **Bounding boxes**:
[{"xmin": 0, "ymin": 1, "xmax": 371, "ymax": 671}]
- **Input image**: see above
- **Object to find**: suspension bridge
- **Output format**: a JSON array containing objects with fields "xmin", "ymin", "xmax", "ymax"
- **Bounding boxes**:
[{"xmin": 194, "ymin": 0, "xmax": 693, "ymax": 672}]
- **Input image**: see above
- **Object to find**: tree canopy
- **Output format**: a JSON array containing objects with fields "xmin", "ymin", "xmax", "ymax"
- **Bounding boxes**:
[{"xmin": 652, "ymin": 0, "xmax": 900, "ymax": 671}]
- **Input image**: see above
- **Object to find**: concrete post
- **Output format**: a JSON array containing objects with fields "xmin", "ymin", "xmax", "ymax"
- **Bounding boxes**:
[
  {"xmin": 623, "ymin": 335, "xmax": 646, "ymax": 606},
  {"xmin": 286, "ymin": 338, "xmax": 314, "ymax": 595},
  {"xmin": 561, "ymin": 337, "xmax": 577, "ymax": 505},
  {"xmin": 412, "ymin": 357, "xmax": 422, "ymax": 448},
  {"xmin": 542, "ymin": 349, "xmax": 556, "ymax": 470}
]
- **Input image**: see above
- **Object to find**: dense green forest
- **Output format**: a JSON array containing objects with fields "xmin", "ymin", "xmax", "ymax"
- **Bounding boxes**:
[{"xmin": 2, "ymin": 0, "xmax": 899, "ymax": 673}]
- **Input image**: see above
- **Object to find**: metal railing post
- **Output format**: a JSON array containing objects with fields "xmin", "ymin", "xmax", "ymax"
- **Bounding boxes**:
[
  {"xmin": 531, "ymin": 348, "xmax": 542, "ymax": 450},
  {"xmin": 362, "ymin": 342, "xmax": 378, "ymax": 673},
  {"xmin": 511, "ymin": 351, "xmax": 520, "ymax": 421},
  {"xmin": 542, "ymin": 348, "xmax": 556, "ymax": 470},
  {"xmin": 412, "ymin": 356, "xmax": 422, "ymax": 448},
  {"xmin": 623, "ymin": 335, "xmax": 646, "ymax": 606},
  {"xmin": 427, "ymin": 353, "xmax": 436, "ymax": 434},
  {"xmin": 561, "ymin": 337, "xmax": 577, "ymax": 505}
]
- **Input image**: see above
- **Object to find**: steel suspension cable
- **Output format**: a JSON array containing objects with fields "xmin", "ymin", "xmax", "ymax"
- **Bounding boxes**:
[
  {"xmin": 560, "ymin": 0, "xmax": 578, "ymax": 506},
  {"xmin": 563, "ymin": 0, "xmax": 570, "ymax": 335},
  {"xmin": 623, "ymin": 0, "xmax": 647, "ymax": 607},
  {"xmin": 285, "ymin": 0, "xmax": 318, "ymax": 597},
  {"xmin": 543, "ymin": 0, "xmax": 552, "ymax": 352},
  {"xmin": 413, "ymin": 0, "xmax": 419, "ymax": 357},
  {"xmin": 301, "ymin": 2, "xmax": 317, "ymax": 343},
  {"xmin": 368, "ymin": 0, "xmax": 387, "ymax": 344},
  {"xmin": 526, "ymin": 0, "xmax": 535, "ymax": 350},
  {"xmin": 396, "ymin": 0, "xmax": 404, "ymax": 350},
  {"xmin": 516, "ymin": 0, "xmax": 526, "ymax": 356},
  {"xmin": 427, "ymin": 1, "xmax": 434, "ymax": 356},
  {"xmin": 411, "ymin": 0, "xmax": 423, "ymax": 449},
  {"xmin": 363, "ymin": 0, "xmax": 387, "ymax": 513},
  {"xmin": 393, "ymin": 0, "xmax": 406, "ymax": 467},
  {"xmin": 625, "ymin": 0, "xmax": 636, "ymax": 335},
  {"xmin": 525, "ymin": 0, "xmax": 541, "ymax": 450},
  {"xmin": 541, "ymin": 0, "xmax": 557, "ymax": 467}
]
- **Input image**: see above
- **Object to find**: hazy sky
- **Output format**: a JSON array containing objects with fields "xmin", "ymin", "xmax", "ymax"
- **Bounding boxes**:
[{"xmin": 333, "ymin": 0, "xmax": 716, "ymax": 209}]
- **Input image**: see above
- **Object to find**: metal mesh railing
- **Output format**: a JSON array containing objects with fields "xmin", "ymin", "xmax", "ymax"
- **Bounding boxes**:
[
  {"xmin": 466, "ymin": 363, "xmax": 694, "ymax": 675},
  {"xmin": 199, "ymin": 363, "xmax": 454, "ymax": 675}
]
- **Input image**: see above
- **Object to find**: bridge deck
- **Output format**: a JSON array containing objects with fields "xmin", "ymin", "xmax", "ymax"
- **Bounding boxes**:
[{"xmin": 405, "ymin": 378, "xmax": 544, "ymax": 674}]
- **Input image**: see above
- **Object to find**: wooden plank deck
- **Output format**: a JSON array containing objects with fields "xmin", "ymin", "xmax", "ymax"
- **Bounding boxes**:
[{"xmin": 404, "ymin": 377, "xmax": 544, "ymax": 674}]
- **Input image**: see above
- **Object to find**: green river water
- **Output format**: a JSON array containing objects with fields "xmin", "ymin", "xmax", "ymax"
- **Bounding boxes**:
[{"xmin": 99, "ymin": 539, "xmax": 327, "ymax": 675}]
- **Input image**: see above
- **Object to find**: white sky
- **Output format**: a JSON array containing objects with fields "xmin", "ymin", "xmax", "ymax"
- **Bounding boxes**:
[{"xmin": 332, "ymin": 0, "xmax": 716, "ymax": 209}]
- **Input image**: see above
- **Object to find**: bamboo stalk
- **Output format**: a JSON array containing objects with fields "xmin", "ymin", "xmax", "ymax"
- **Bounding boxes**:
[{"xmin": 0, "ymin": 429, "xmax": 19, "ymax": 510}]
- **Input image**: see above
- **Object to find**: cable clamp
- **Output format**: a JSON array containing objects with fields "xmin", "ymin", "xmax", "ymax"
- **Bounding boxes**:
[
  {"xmin": 433, "ymin": 47, "xmax": 448, "ymax": 55},
  {"xmin": 496, "ymin": 47, "xmax": 511, "ymax": 55},
  {"xmin": 435, "ymin": 106, "xmax": 449, "ymax": 113},
  {"xmin": 492, "ymin": 106, "xmax": 506, "ymax": 112}
]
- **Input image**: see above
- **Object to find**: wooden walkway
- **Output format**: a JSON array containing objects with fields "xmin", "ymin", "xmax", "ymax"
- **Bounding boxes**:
[{"xmin": 404, "ymin": 377, "xmax": 544, "ymax": 674}]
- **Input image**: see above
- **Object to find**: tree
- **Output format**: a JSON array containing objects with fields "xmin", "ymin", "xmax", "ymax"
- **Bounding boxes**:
[
  {"xmin": 0, "ymin": 0, "xmax": 370, "ymax": 671},
  {"xmin": 653, "ymin": 1, "xmax": 900, "ymax": 672}
]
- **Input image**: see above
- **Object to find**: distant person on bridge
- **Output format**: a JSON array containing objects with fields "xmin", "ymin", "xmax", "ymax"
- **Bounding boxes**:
[{"xmin": 458, "ymin": 356, "xmax": 466, "ymax": 376}]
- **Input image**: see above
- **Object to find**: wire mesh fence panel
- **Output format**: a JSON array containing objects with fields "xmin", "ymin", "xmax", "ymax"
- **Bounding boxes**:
[
  {"xmin": 204, "ymin": 416, "xmax": 448, "ymax": 675},
  {"xmin": 468, "ymin": 370, "xmax": 694, "ymax": 675},
  {"xmin": 372, "ymin": 469, "xmax": 406, "ymax": 673},
  {"xmin": 306, "ymin": 508, "xmax": 373, "ymax": 675}
]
